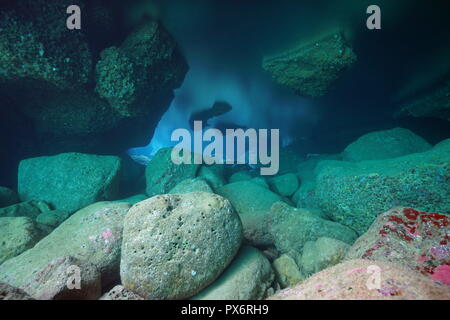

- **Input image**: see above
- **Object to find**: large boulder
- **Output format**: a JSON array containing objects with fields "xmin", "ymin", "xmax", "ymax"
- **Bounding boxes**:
[
  {"xmin": 262, "ymin": 30, "xmax": 357, "ymax": 98},
  {"xmin": 0, "ymin": 1, "xmax": 188, "ymax": 155},
  {"xmin": 269, "ymin": 202, "xmax": 358, "ymax": 254},
  {"xmin": 300, "ymin": 237, "xmax": 350, "ymax": 277},
  {"xmin": 0, "ymin": 187, "xmax": 19, "ymax": 208},
  {"xmin": 0, "ymin": 217, "xmax": 41, "ymax": 265},
  {"xmin": 192, "ymin": 246, "xmax": 275, "ymax": 300},
  {"xmin": 346, "ymin": 207, "xmax": 450, "ymax": 285},
  {"xmin": 313, "ymin": 139, "xmax": 450, "ymax": 234},
  {"xmin": 18, "ymin": 153, "xmax": 122, "ymax": 213},
  {"xmin": 269, "ymin": 259, "xmax": 450, "ymax": 300},
  {"xmin": 0, "ymin": 202, "xmax": 131, "ymax": 288},
  {"xmin": 216, "ymin": 181, "xmax": 282, "ymax": 246},
  {"xmin": 120, "ymin": 192, "xmax": 243, "ymax": 299},
  {"xmin": 198, "ymin": 165, "xmax": 226, "ymax": 191},
  {"xmin": 145, "ymin": 148, "xmax": 199, "ymax": 196},
  {"xmin": 342, "ymin": 128, "xmax": 432, "ymax": 162},
  {"xmin": 21, "ymin": 256, "xmax": 101, "ymax": 300}
]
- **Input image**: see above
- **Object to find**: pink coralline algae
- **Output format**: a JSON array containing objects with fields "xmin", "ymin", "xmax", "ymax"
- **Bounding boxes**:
[
  {"xmin": 102, "ymin": 229, "xmax": 114, "ymax": 241},
  {"xmin": 346, "ymin": 207, "xmax": 450, "ymax": 285},
  {"xmin": 430, "ymin": 265, "xmax": 450, "ymax": 285}
]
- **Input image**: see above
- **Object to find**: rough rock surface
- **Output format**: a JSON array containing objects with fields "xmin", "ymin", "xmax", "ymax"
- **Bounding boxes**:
[
  {"xmin": 268, "ymin": 173, "xmax": 299, "ymax": 197},
  {"xmin": 0, "ymin": 217, "xmax": 41, "ymax": 265},
  {"xmin": 268, "ymin": 259, "xmax": 450, "ymax": 300},
  {"xmin": 0, "ymin": 282, "xmax": 33, "ymax": 300},
  {"xmin": 192, "ymin": 246, "xmax": 274, "ymax": 300},
  {"xmin": 397, "ymin": 80, "xmax": 450, "ymax": 121},
  {"xmin": 169, "ymin": 178, "xmax": 213, "ymax": 194},
  {"xmin": 0, "ymin": 187, "xmax": 19, "ymax": 208},
  {"xmin": 21, "ymin": 256, "xmax": 101, "ymax": 300},
  {"xmin": 0, "ymin": 202, "xmax": 131, "ymax": 288},
  {"xmin": 18, "ymin": 153, "xmax": 121, "ymax": 213},
  {"xmin": 198, "ymin": 165, "xmax": 226, "ymax": 191},
  {"xmin": 0, "ymin": 1, "xmax": 188, "ymax": 156},
  {"xmin": 100, "ymin": 285, "xmax": 144, "ymax": 300},
  {"xmin": 0, "ymin": 200, "xmax": 51, "ymax": 220},
  {"xmin": 273, "ymin": 254, "xmax": 304, "ymax": 288},
  {"xmin": 342, "ymin": 128, "xmax": 432, "ymax": 162},
  {"xmin": 301, "ymin": 237, "xmax": 350, "ymax": 277},
  {"xmin": 269, "ymin": 202, "xmax": 358, "ymax": 254},
  {"xmin": 313, "ymin": 139, "xmax": 450, "ymax": 234},
  {"xmin": 120, "ymin": 192, "xmax": 242, "ymax": 299},
  {"xmin": 217, "ymin": 181, "xmax": 282, "ymax": 246},
  {"xmin": 262, "ymin": 30, "xmax": 357, "ymax": 98},
  {"xmin": 35, "ymin": 210, "xmax": 70, "ymax": 229},
  {"xmin": 145, "ymin": 148, "xmax": 199, "ymax": 196},
  {"xmin": 346, "ymin": 207, "xmax": 450, "ymax": 285}
]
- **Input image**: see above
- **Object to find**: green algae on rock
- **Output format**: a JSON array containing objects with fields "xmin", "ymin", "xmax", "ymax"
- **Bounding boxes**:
[
  {"xmin": 192, "ymin": 246, "xmax": 275, "ymax": 300},
  {"xmin": 314, "ymin": 139, "xmax": 450, "ymax": 234},
  {"xmin": 18, "ymin": 153, "xmax": 121, "ymax": 213},
  {"xmin": 269, "ymin": 202, "xmax": 358, "ymax": 254},
  {"xmin": 0, "ymin": 217, "xmax": 41, "ymax": 265},
  {"xmin": 120, "ymin": 192, "xmax": 243, "ymax": 299},
  {"xmin": 217, "ymin": 180, "xmax": 282, "ymax": 246},
  {"xmin": 342, "ymin": 127, "xmax": 432, "ymax": 162},
  {"xmin": 262, "ymin": 30, "xmax": 357, "ymax": 98},
  {"xmin": 145, "ymin": 148, "xmax": 199, "ymax": 196},
  {"xmin": 0, "ymin": 202, "xmax": 131, "ymax": 288}
]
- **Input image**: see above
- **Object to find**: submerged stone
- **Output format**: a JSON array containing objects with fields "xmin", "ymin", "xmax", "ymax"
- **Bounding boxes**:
[
  {"xmin": 342, "ymin": 127, "xmax": 432, "ymax": 162},
  {"xmin": 120, "ymin": 192, "xmax": 242, "ymax": 299},
  {"xmin": 346, "ymin": 207, "xmax": 450, "ymax": 285},
  {"xmin": 0, "ymin": 200, "xmax": 51, "ymax": 220},
  {"xmin": 192, "ymin": 246, "xmax": 274, "ymax": 300},
  {"xmin": 272, "ymin": 253, "xmax": 304, "ymax": 288},
  {"xmin": 0, "ymin": 202, "xmax": 131, "ymax": 288},
  {"xmin": 263, "ymin": 30, "xmax": 357, "ymax": 98},
  {"xmin": 18, "ymin": 153, "xmax": 122, "ymax": 213},
  {"xmin": 169, "ymin": 178, "xmax": 213, "ymax": 194},
  {"xmin": 100, "ymin": 285, "xmax": 144, "ymax": 300},
  {"xmin": 268, "ymin": 173, "xmax": 299, "ymax": 197},
  {"xmin": 0, "ymin": 187, "xmax": 19, "ymax": 208},
  {"xmin": 269, "ymin": 259, "xmax": 450, "ymax": 300}
]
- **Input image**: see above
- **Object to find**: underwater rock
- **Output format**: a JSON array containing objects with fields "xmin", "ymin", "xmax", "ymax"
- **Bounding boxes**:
[
  {"xmin": 262, "ymin": 30, "xmax": 357, "ymax": 98},
  {"xmin": 269, "ymin": 202, "xmax": 358, "ymax": 254},
  {"xmin": 342, "ymin": 128, "xmax": 432, "ymax": 162},
  {"xmin": 35, "ymin": 210, "xmax": 70, "ymax": 229},
  {"xmin": 169, "ymin": 178, "xmax": 213, "ymax": 194},
  {"xmin": 100, "ymin": 285, "xmax": 144, "ymax": 300},
  {"xmin": 192, "ymin": 246, "xmax": 275, "ymax": 300},
  {"xmin": 0, "ymin": 187, "xmax": 19, "ymax": 208},
  {"xmin": 251, "ymin": 177, "xmax": 270, "ymax": 189},
  {"xmin": 198, "ymin": 165, "xmax": 226, "ymax": 191},
  {"xmin": 313, "ymin": 139, "xmax": 450, "ymax": 234},
  {"xmin": 293, "ymin": 154, "xmax": 341, "ymax": 209},
  {"xmin": 0, "ymin": 200, "xmax": 51, "ymax": 220},
  {"xmin": 145, "ymin": 148, "xmax": 199, "ymax": 196},
  {"xmin": 0, "ymin": 1, "xmax": 188, "ymax": 155},
  {"xmin": 268, "ymin": 173, "xmax": 299, "ymax": 197},
  {"xmin": 228, "ymin": 170, "xmax": 255, "ymax": 184},
  {"xmin": 272, "ymin": 254, "xmax": 304, "ymax": 288},
  {"xmin": 268, "ymin": 259, "xmax": 450, "ymax": 300},
  {"xmin": 0, "ymin": 282, "xmax": 34, "ymax": 300},
  {"xmin": 120, "ymin": 192, "xmax": 243, "ymax": 299},
  {"xmin": 0, "ymin": 217, "xmax": 41, "ymax": 265},
  {"xmin": 0, "ymin": 202, "xmax": 131, "ymax": 289},
  {"xmin": 95, "ymin": 20, "xmax": 188, "ymax": 117},
  {"xmin": 300, "ymin": 237, "xmax": 350, "ymax": 277},
  {"xmin": 346, "ymin": 207, "xmax": 450, "ymax": 285},
  {"xmin": 397, "ymin": 80, "xmax": 450, "ymax": 121},
  {"xmin": 21, "ymin": 256, "xmax": 101, "ymax": 300},
  {"xmin": 217, "ymin": 181, "xmax": 282, "ymax": 246},
  {"xmin": 18, "ymin": 153, "xmax": 121, "ymax": 213}
]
